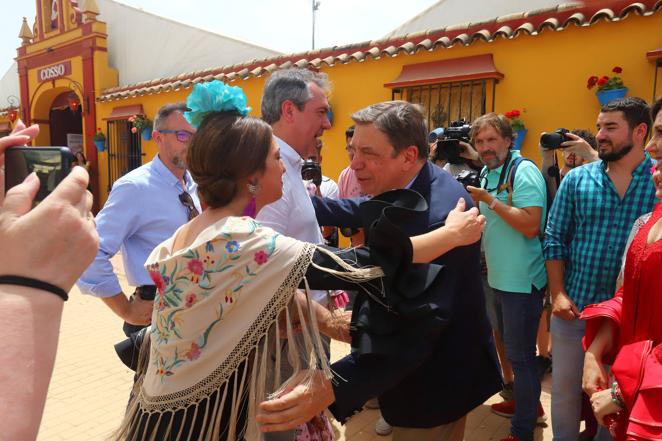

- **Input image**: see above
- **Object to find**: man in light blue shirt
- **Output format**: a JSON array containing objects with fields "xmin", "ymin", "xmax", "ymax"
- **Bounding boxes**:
[
  {"xmin": 466, "ymin": 113, "xmax": 547, "ymax": 441},
  {"xmin": 77, "ymin": 103, "xmax": 200, "ymax": 336}
]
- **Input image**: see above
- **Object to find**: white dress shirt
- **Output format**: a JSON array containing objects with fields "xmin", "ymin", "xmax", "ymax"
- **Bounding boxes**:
[
  {"xmin": 257, "ymin": 137, "xmax": 323, "ymax": 244},
  {"xmin": 257, "ymin": 137, "xmax": 325, "ymax": 302}
]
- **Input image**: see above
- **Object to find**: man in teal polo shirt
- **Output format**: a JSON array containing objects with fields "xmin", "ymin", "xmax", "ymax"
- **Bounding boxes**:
[{"xmin": 466, "ymin": 112, "xmax": 547, "ymax": 441}]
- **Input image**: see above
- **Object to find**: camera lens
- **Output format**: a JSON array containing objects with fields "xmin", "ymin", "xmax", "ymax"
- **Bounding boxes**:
[{"xmin": 540, "ymin": 132, "xmax": 564, "ymax": 149}]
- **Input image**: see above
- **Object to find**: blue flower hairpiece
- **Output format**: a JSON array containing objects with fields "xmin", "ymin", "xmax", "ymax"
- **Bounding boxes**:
[{"xmin": 184, "ymin": 80, "xmax": 252, "ymax": 128}]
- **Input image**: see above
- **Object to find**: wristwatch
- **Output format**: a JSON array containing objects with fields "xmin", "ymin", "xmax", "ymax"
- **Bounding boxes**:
[{"xmin": 488, "ymin": 198, "xmax": 498, "ymax": 210}]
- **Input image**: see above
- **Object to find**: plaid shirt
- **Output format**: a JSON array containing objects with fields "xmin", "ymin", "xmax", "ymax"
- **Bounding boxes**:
[{"xmin": 543, "ymin": 157, "xmax": 656, "ymax": 311}]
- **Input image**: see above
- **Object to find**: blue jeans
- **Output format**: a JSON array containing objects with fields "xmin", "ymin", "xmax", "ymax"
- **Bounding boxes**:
[
  {"xmin": 550, "ymin": 316, "xmax": 612, "ymax": 441},
  {"xmin": 493, "ymin": 285, "xmax": 545, "ymax": 441}
]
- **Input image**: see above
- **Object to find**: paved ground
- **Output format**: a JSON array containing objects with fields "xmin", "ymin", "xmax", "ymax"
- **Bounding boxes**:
[{"xmin": 38, "ymin": 255, "xmax": 554, "ymax": 440}]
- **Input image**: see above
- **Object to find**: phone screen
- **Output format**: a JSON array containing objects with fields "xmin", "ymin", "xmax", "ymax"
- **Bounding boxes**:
[{"xmin": 4, "ymin": 147, "xmax": 74, "ymax": 205}]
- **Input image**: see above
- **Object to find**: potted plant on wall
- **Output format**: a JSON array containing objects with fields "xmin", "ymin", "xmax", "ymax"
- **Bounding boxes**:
[
  {"xmin": 587, "ymin": 67, "xmax": 627, "ymax": 105},
  {"xmin": 93, "ymin": 128, "xmax": 106, "ymax": 152},
  {"xmin": 505, "ymin": 109, "xmax": 527, "ymax": 150},
  {"xmin": 129, "ymin": 114, "xmax": 153, "ymax": 141}
]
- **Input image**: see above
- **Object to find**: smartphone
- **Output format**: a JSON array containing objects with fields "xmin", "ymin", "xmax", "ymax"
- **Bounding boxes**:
[{"xmin": 4, "ymin": 147, "xmax": 74, "ymax": 205}]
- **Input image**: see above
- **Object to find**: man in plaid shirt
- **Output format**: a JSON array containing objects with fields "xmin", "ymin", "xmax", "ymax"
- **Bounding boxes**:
[{"xmin": 543, "ymin": 97, "xmax": 657, "ymax": 441}]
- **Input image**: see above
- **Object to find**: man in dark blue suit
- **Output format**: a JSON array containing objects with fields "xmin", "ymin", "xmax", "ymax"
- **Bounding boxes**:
[{"xmin": 258, "ymin": 101, "xmax": 501, "ymax": 441}]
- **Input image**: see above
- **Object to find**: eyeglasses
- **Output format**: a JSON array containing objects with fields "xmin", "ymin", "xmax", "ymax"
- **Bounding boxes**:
[
  {"xmin": 159, "ymin": 129, "xmax": 194, "ymax": 143},
  {"xmin": 178, "ymin": 191, "xmax": 200, "ymax": 221}
]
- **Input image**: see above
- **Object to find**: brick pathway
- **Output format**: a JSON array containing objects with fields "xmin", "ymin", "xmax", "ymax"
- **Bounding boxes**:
[{"xmin": 38, "ymin": 256, "xmax": 553, "ymax": 440}]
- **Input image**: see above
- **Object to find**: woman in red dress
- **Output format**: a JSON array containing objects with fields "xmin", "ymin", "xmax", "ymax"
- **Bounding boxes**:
[{"xmin": 581, "ymin": 97, "xmax": 662, "ymax": 440}]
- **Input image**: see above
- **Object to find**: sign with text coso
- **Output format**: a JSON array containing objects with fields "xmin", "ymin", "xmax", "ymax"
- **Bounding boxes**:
[{"xmin": 38, "ymin": 61, "xmax": 72, "ymax": 82}]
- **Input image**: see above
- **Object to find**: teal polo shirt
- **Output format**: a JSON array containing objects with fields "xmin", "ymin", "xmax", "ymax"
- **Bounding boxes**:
[{"xmin": 479, "ymin": 151, "xmax": 548, "ymax": 294}]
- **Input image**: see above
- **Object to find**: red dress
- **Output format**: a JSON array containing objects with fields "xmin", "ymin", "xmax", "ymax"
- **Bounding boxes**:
[{"xmin": 582, "ymin": 202, "xmax": 662, "ymax": 440}]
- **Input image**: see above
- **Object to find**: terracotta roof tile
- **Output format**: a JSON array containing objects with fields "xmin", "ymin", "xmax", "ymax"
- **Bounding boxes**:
[{"xmin": 96, "ymin": 0, "xmax": 661, "ymax": 102}]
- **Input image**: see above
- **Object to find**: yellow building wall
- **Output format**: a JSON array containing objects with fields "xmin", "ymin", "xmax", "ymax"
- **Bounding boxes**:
[{"xmin": 95, "ymin": 12, "xmax": 662, "ymax": 207}]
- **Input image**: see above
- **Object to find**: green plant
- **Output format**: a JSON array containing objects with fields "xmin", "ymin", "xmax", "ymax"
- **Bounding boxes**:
[
  {"xmin": 129, "ymin": 114, "xmax": 152, "ymax": 133},
  {"xmin": 93, "ymin": 128, "xmax": 106, "ymax": 141},
  {"xmin": 587, "ymin": 66, "xmax": 625, "ymax": 92},
  {"xmin": 504, "ymin": 109, "xmax": 526, "ymax": 131}
]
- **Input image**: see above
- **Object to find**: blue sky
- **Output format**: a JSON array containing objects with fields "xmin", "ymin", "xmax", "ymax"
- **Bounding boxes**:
[{"xmin": 1, "ymin": 0, "xmax": 438, "ymax": 74}]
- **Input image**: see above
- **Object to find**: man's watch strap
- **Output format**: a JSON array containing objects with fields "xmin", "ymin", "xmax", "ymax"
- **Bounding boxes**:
[{"xmin": 488, "ymin": 198, "xmax": 498, "ymax": 210}]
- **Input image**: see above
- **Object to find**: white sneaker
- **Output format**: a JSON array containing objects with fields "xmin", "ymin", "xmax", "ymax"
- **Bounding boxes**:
[{"xmin": 375, "ymin": 416, "xmax": 393, "ymax": 436}]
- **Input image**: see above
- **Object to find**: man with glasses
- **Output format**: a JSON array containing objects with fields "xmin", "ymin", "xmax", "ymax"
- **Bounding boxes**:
[{"xmin": 78, "ymin": 103, "xmax": 200, "ymax": 337}]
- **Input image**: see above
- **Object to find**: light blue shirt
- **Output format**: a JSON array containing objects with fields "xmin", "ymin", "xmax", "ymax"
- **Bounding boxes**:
[{"xmin": 77, "ymin": 154, "xmax": 201, "ymax": 297}]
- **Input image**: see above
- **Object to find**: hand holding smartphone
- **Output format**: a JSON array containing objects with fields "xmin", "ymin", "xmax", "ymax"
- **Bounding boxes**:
[{"xmin": 4, "ymin": 147, "xmax": 74, "ymax": 205}]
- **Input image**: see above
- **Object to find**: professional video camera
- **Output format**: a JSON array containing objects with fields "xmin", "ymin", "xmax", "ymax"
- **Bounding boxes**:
[
  {"xmin": 301, "ymin": 159, "xmax": 322, "ymax": 187},
  {"xmin": 429, "ymin": 119, "xmax": 472, "ymax": 164},
  {"xmin": 540, "ymin": 128, "xmax": 571, "ymax": 150}
]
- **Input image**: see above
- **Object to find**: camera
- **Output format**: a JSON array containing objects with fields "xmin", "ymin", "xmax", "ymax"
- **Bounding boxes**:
[
  {"xmin": 455, "ymin": 169, "xmax": 481, "ymax": 190},
  {"xmin": 540, "ymin": 128, "xmax": 571, "ymax": 150},
  {"xmin": 429, "ymin": 119, "xmax": 472, "ymax": 164},
  {"xmin": 4, "ymin": 147, "xmax": 74, "ymax": 206},
  {"xmin": 301, "ymin": 159, "xmax": 322, "ymax": 187}
]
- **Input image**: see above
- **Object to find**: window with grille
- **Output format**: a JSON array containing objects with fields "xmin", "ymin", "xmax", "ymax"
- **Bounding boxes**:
[
  {"xmin": 392, "ymin": 79, "xmax": 496, "ymax": 130},
  {"xmin": 106, "ymin": 119, "xmax": 143, "ymax": 191}
]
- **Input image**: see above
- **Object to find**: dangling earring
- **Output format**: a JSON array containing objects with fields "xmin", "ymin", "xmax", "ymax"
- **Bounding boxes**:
[{"xmin": 242, "ymin": 180, "xmax": 261, "ymax": 218}]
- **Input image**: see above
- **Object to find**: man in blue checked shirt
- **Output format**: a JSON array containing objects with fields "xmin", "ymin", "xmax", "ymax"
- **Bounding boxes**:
[
  {"xmin": 77, "ymin": 103, "xmax": 201, "ymax": 337},
  {"xmin": 543, "ymin": 97, "xmax": 657, "ymax": 441}
]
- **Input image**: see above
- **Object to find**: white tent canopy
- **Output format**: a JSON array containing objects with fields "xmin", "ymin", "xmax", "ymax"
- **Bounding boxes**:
[
  {"xmin": 0, "ymin": 62, "xmax": 19, "ymax": 110},
  {"xmin": 0, "ymin": 0, "xmax": 282, "ymax": 108},
  {"xmin": 98, "ymin": 0, "xmax": 281, "ymax": 87}
]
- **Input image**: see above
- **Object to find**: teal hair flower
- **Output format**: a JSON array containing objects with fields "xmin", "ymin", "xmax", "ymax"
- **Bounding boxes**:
[{"xmin": 185, "ymin": 80, "xmax": 252, "ymax": 128}]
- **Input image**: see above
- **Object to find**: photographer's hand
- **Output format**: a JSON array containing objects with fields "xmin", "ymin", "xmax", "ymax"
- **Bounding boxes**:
[
  {"xmin": 561, "ymin": 132, "xmax": 599, "ymax": 163},
  {"xmin": 0, "ymin": 120, "xmax": 40, "ymax": 203},
  {"xmin": 466, "ymin": 185, "xmax": 490, "ymax": 205},
  {"xmin": 0, "ymin": 166, "xmax": 98, "ymax": 291},
  {"xmin": 459, "ymin": 141, "xmax": 483, "ymax": 168}
]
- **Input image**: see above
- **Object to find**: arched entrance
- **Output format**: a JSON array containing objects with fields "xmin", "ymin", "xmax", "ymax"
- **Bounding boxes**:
[
  {"xmin": 31, "ymin": 85, "xmax": 84, "ymax": 154},
  {"xmin": 48, "ymin": 91, "xmax": 83, "ymax": 153}
]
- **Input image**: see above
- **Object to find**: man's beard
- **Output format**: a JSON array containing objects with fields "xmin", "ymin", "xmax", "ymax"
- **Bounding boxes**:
[
  {"xmin": 599, "ymin": 141, "xmax": 633, "ymax": 162},
  {"xmin": 482, "ymin": 149, "xmax": 509, "ymax": 170},
  {"xmin": 172, "ymin": 156, "xmax": 187, "ymax": 170}
]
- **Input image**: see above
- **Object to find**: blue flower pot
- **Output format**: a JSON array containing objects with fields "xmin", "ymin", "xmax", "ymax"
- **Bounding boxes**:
[
  {"xmin": 512, "ymin": 129, "xmax": 527, "ymax": 151},
  {"xmin": 94, "ymin": 139, "xmax": 105, "ymax": 152},
  {"xmin": 141, "ymin": 128, "xmax": 152, "ymax": 141},
  {"xmin": 596, "ymin": 88, "xmax": 628, "ymax": 106}
]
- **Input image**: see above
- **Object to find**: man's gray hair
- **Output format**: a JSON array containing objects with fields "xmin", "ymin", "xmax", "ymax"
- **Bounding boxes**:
[
  {"xmin": 351, "ymin": 101, "xmax": 429, "ymax": 160},
  {"xmin": 261, "ymin": 69, "xmax": 330, "ymax": 124},
  {"xmin": 153, "ymin": 102, "xmax": 189, "ymax": 130}
]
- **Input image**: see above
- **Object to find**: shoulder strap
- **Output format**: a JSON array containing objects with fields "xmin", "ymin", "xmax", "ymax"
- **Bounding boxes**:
[{"xmin": 504, "ymin": 156, "xmax": 532, "ymax": 205}]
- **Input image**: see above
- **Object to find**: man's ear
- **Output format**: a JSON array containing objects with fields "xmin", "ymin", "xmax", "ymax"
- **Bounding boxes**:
[
  {"xmin": 280, "ymin": 100, "xmax": 297, "ymax": 124},
  {"xmin": 401, "ymin": 145, "xmax": 420, "ymax": 169},
  {"xmin": 634, "ymin": 122, "xmax": 648, "ymax": 144}
]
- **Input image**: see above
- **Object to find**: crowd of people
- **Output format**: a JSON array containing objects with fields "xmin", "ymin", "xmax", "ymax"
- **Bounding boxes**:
[{"xmin": 0, "ymin": 67, "xmax": 660, "ymax": 441}]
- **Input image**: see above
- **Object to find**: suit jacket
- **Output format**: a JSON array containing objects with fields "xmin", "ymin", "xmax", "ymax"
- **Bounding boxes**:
[{"xmin": 312, "ymin": 162, "xmax": 502, "ymax": 428}]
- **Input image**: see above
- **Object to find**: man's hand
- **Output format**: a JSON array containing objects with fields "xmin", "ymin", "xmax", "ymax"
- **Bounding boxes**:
[
  {"xmin": 583, "ymin": 351, "xmax": 609, "ymax": 396},
  {"xmin": 561, "ymin": 132, "xmax": 599, "ymax": 163},
  {"xmin": 458, "ymin": 141, "xmax": 480, "ymax": 162},
  {"xmin": 466, "ymin": 185, "xmax": 490, "ymax": 205},
  {"xmin": 124, "ymin": 295, "xmax": 154, "ymax": 325},
  {"xmin": 0, "ymin": 120, "xmax": 40, "ymax": 203},
  {"xmin": 0, "ymin": 166, "xmax": 98, "ymax": 292},
  {"xmin": 445, "ymin": 197, "xmax": 486, "ymax": 246},
  {"xmin": 257, "ymin": 370, "xmax": 335, "ymax": 432},
  {"xmin": 590, "ymin": 388, "xmax": 622, "ymax": 426},
  {"xmin": 551, "ymin": 290, "xmax": 580, "ymax": 320}
]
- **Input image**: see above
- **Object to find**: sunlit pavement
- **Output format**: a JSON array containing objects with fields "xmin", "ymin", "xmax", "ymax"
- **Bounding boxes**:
[{"xmin": 38, "ymin": 255, "xmax": 553, "ymax": 440}]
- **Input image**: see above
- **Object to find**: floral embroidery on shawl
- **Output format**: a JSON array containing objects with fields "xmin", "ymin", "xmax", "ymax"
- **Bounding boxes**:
[{"xmin": 146, "ymin": 217, "xmax": 279, "ymax": 381}]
